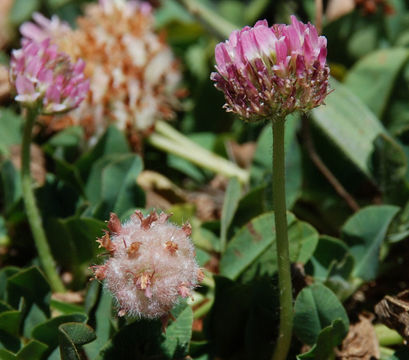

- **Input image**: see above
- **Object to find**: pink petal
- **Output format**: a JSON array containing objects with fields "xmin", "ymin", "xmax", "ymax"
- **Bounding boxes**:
[
  {"xmin": 290, "ymin": 15, "xmax": 306, "ymax": 35},
  {"xmin": 74, "ymin": 58, "xmax": 86, "ymax": 74},
  {"xmin": 32, "ymin": 12, "xmax": 52, "ymax": 28},
  {"xmin": 45, "ymin": 84, "xmax": 61, "ymax": 103},
  {"xmin": 15, "ymin": 75, "xmax": 34, "ymax": 95},
  {"xmin": 20, "ymin": 22, "xmax": 45, "ymax": 42},
  {"xmin": 295, "ymin": 55, "xmax": 306, "ymax": 76},
  {"xmin": 302, "ymin": 35, "xmax": 313, "ymax": 64},
  {"xmin": 254, "ymin": 19, "xmax": 268, "ymax": 27},
  {"xmin": 284, "ymin": 26, "xmax": 301, "ymax": 52},
  {"xmin": 252, "ymin": 25, "xmax": 277, "ymax": 56},
  {"xmin": 239, "ymin": 29, "xmax": 259, "ymax": 61},
  {"xmin": 215, "ymin": 43, "xmax": 232, "ymax": 74},
  {"xmin": 318, "ymin": 46, "xmax": 327, "ymax": 66},
  {"xmin": 228, "ymin": 30, "xmax": 240, "ymax": 48},
  {"xmin": 275, "ymin": 37, "xmax": 288, "ymax": 64}
]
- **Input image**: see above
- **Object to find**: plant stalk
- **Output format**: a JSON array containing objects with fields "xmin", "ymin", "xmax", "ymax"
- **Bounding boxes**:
[
  {"xmin": 175, "ymin": 0, "xmax": 236, "ymax": 40},
  {"xmin": 147, "ymin": 130, "xmax": 249, "ymax": 184},
  {"xmin": 315, "ymin": 0, "xmax": 323, "ymax": 35},
  {"xmin": 21, "ymin": 108, "xmax": 65, "ymax": 293},
  {"xmin": 375, "ymin": 324, "xmax": 403, "ymax": 346},
  {"xmin": 155, "ymin": 120, "xmax": 201, "ymax": 149},
  {"xmin": 379, "ymin": 346, "xmax": 395, "ymax": 357},
  {"xmin": 271, "ymin": 119, "xmax": 293, "ymax": 360}
]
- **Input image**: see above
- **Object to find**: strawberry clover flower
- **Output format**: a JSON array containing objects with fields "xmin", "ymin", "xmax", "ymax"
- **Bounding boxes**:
[
  {"xmin": 210, "ymin": 16, "xmax": 330, "ymax": 360},
  {"xmin": 92, "ymin": 211, "xmax": 202, "ymax": 319},
  {"xmin": 10, "ymin": 39, "xmax": 89, "ymax": 114},
  {"xmin": 9, "ymin": 37, "xmax": 89, "ymax": 294},
  {"xmin": 211, "ymin": 16, "xmax": 330, "ymax": 121}
]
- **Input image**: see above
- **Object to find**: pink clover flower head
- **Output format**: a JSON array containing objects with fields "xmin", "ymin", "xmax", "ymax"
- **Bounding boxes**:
[
  {"xmin": 91, "ymin": 211, "xmax": 202, "ymax": 319},
  {"xmin": 9, "ymin": 39, "xmax": 89, "ymax": 114},
  {"xmin": 210, "ymin": 16, "xmax": 330, "ymax": 121}
]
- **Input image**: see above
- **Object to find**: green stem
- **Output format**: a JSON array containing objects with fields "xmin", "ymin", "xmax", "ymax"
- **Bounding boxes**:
[
  {"xmin": 155, "ymin": 120, "xmax": 200, "ymax": 149},
  {"xmin": 175, "ymin": 0, "xmax": 236, "ymax": 40},
  {"xmin": 375, "ymin": 324, "xmax": 403, "ymax": 347},
  {"xmin": 379, "ymin": 346, "xmax": 395, "ymax": 357},
  {"xmin": 271, "ymin": 119, "xmax": 293, "ymax": 360},
  {"xmin": 147, "ymin": 131, "xmax": 249, "ymax": 184},
  {"xmin": 156, "ymin": 120, "xmax": 242, "ymax": 171},
  {"xmin": 21, "ymin": 108, "xmax": 65, "ymax": 293}
]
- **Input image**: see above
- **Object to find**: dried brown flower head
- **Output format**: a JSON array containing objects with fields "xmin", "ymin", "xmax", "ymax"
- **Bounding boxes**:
[{"xmin": 22, "ymin": 1, "xmax": 182, "ymax": 145}]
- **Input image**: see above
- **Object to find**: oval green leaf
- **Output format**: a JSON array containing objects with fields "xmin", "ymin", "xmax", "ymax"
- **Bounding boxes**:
[
  {"xmin": 59, "ymin": 322, "xmax": 96, "ymax": 360},
  {"xmin": 220, "ymin": 212, "xmax": 318, "ymax": 280},
  {"xmin": 293, "ymin": 283, "xmax": 349, "ymax": 346}
]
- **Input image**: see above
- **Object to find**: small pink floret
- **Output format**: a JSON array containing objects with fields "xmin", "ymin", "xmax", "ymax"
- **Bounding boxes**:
[
  {"xmin": 9, "ymin": 39, "xmax": 89, "ymax": 114},
  {"xmin": 211, "ymin": 15, "xmax": 330, "ymax": 121}
]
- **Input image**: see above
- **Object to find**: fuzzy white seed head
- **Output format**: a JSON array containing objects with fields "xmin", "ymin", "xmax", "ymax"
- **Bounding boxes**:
[{"xmin": 92, "ymin": 211, "xmax": 202, "ymax": 319}]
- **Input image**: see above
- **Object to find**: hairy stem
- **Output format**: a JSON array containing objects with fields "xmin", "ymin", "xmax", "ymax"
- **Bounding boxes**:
[
  {"xmin": 271, "ymin": 119, "xmax": 293, "ymax": 360},
  {"xmin": 21, "ymin": 108, "xmax": 65, "ymax": 293}
]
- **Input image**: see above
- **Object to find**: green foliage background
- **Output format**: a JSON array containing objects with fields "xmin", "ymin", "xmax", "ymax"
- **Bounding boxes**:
[{"xmin": 1, "ymin": 0, "xmax": 409, "ymax": 359}]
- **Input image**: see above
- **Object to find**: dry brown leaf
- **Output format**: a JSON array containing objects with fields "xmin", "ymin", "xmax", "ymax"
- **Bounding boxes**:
[
  {"xmin": 189, "ymin": 193, "xmax": 219, "ymax": 221},
  {"xmin": 326, "ymin": 0, "xmax": 355, "ymax": 21},
  {"xmin": 187, "ymin": 179, "xmax": 226, "ymax": 222},
  {"xmin": 10, "ymin": 144, "xmax": 46, "ymax": 186},
  {"xmin": 226, "ymin": 141, "xmax": 256, "ymax": 169},
  {"xmin": 138, "ymin": 171, "xmax": 186, "ymax": 200},
  {"xmin": 204, "ymin": 254, "xmax": 219, "ymax": 274},
  {"xmin": 187, "ymin": 174, "xmax": 229, "ymax": 222},
  {"xmin": 0, "ymin": 65, "xmax": 11, "ymax": 102},
  {"xmin": 0, "ymin": 0, "xmax": 14, "ymax": 49},
  {"xmin": 52, "ymin": 291, "xmax": 84, "ymax": 304},
  {"xmin": 375, "ymin": 289, "xmax": 409, "ymax": 342},
  {"xmin": 144, "ymin": 191, "xmax": 174, "ymax": 210},
  {"xmin": 209, "ymin": 174, "xmax": 229, "ymax": 192},
  {"xmin": 192, "ymin": 318, "xmax": 203, "ymax": 332},
  {"xmin": 51, "ymin": 291, "xmax": 84, "ymax": 317},
  {"xmin": 355, "ymin": 0, "xmax": 394, "ymax": 15},
  {"xmin": 137, "ymin": 170, "xmax": 187, "ymax": 209},
  {"xmin": 338, "ymin": 313, "xmax": 380, "ymax": 360}
]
